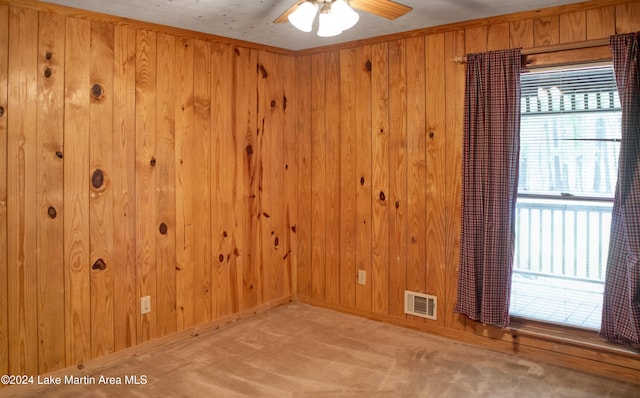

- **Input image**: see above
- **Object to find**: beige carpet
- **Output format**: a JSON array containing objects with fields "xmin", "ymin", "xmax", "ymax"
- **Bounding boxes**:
[{"xmin": 1, "ymin": 303, "xmax": 638, "ymax": 397}]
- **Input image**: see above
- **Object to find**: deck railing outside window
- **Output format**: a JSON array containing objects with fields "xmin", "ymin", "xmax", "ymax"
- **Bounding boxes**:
[{"xmin": 513, "ymin": 198, "xmax": 612, "ymax": 282}]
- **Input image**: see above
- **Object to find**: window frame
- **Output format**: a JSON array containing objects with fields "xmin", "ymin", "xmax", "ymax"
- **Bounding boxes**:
[{"xmin": 510, "ymin": 60, "xmax": 620, "ymax": 330}]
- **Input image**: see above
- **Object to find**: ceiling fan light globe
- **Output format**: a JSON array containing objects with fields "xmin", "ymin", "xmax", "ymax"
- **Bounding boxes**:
[
  {"xmin": 317, "ymin": 11, "xmax": 342, "ymax": 37},
  {"xmin": 288, "ymin": 1, "xmax": 318, "ymax": 33},
  {"xmin": 332, "ymin": 0, "xmax": 359, "ymax": 31}
]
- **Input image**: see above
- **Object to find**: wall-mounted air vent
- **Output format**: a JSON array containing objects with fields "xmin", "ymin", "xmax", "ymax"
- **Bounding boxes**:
[{"xmin": 404, "ymin": 291, "xmax": 437, "ymax": 320}]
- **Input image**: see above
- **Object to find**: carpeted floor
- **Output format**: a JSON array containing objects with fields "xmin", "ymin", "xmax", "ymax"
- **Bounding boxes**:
[{"xmin": 1, "ymin": 303, "xmax": 638, "ymax": 397}]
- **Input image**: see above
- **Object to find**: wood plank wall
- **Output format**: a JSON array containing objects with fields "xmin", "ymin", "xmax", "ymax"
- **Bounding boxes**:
[
  {"xmin": 0, "ymin": 3, "xmax": 296, "ymax": 375},
  {"xmin": 295, "ymin": 0, "xmax": 640, "ymax": 381}
]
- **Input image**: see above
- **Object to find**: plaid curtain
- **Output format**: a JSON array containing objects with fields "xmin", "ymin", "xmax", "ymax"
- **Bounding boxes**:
[
  {"xmin": 600, "ymin": 32, "xmax": 640, "ymax": 350},
  {"xmin": 455, "ymin": 49, "xmax": 521, "ymax": 328}
]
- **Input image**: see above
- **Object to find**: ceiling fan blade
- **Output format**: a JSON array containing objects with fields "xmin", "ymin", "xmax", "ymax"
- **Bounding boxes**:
[
  {"xmin": 274, "ymin": 1, "xmax": 306, "ymax": 23},
  {"xmin": 349, "ymin": 0, "xmax": 412, "ymax": 20}
]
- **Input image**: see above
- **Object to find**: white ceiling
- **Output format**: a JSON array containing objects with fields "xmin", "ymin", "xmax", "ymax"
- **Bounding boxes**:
[{"xmin": 42, "ymin": 0, "xmax": 586, "ymax": 51}]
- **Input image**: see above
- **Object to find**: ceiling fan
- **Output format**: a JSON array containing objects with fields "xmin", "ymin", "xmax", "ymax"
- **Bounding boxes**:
[{"xmin": 274, "ymin": 0, "xmax": 413, "ymax": 37}]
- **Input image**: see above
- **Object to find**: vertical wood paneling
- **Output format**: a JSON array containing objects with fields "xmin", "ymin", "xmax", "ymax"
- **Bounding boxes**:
[
  {"xmin": 324, "ymin": 50, "xmax": 341, "ymax": 305},
  {"xmin": 282, "ymin": 54, "xmax": 297, "ymax": 298},
  {"xmin": 311, "ymin": 53, "xmax": 326, "ymax": 301},
  {"xmin": 89, "ymin": 20, "xmax": 115, "ymax": 359},
  {"xmin": 615, "ymin": 2, "xmax": 640, "ymax": 33},
  {"xmin": 135, "ymin": 29, "xmax": 158, "ymax": 344},
  {"xmin": 155, "ymin": 32, "xmax": 177, "ymax": 337},
  {"xmin": 425, "ymin": 33, "xmax": 447, "ymax": 325},
  {"xmin": 465, "ymin": 26, "xmax": 486, "ymax": 54},
  {"xmin": 0, "ymin": 4, "xmax": 8, "ymax": 377},
  {"xmin": 192, "ymin": 38, "xmax": 212, "ymax": 325},
  {"xmin": 586, "ymin": 6, "xmax": 615, "ymax": 40},
  {"xmin": 211, "ymin": 44, "xmax": 236, "ymax": 317},
  {"xmin": 560, "ymin": 11, "xmax": 587, "ymax": 43},
  {"xmin": 405, "ymin": 37, "xmax": 426, "ymax": 319},
  {"xmin": 296, "ymin": 54, "xmax": 312, "ymax": 298},
  {"xmin": 36, "ymin": 11, "xmax": 65, "ymax": 373},
  {"xmin": 112, "ymin": 25, "xmax": 137, "ymax": 351},
  {"xmin": 534, "ymin": 16, "xmax": 560, "ymax": 46},
  {"xmin": 355, "ymin": 45, "xmax": 373, "ymax": 313},
  {"xmin": 487, "ymin": 23, "xmax": 510, "ymax": 50},
  {"xmin": 371, "ymin": 42, "xmax": 389, "ymax": 315},
  {"xmin": 64, "ymin": 16, "xmax": 91, "ymax": 365},
  {"xmin": 7, "ymin": 6, "xmax": 38, "ymax": 375},
  {"xmin": 257, "ymin": 50, "xmax": 277, "ymax": 303},
  {"xmin": 510, "ymin": 19, "xmax": 534, "ymax": 49},
  {"xmin": 236, "ymin": 47, "xmax": 260, "ymax": 310},
  {"xmin": 175, "ymin": 37, "xmax": 195, "ymax": 331},
  {"xmin": 388, "ymin": 39, "xmax": 407, "ymax": 318},
  {"xmin": 269, "ymin": 54, "xmax": 286, "ymax": 301},
  {"xmin": 443, "ymin": 30, "xmax": 466, "ymax": 331},
  {"xmin": 339, "ymin": 48, "xmax": 357, "ymax": 307}
]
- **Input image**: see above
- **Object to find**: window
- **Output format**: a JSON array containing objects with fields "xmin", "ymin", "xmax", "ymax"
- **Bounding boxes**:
[{"xmin": 509, "ymin": 64, "xmax": 621, "ymax": 330}]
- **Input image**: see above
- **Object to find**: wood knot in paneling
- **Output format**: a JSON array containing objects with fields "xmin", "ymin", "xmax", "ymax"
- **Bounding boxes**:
[
  {"xmin": 0, "ymin": 106, "xmax": 4, "ymax": 118},
  {"xmin": 291, "ymin": 225, "xmax": 296, "ymax": 233},
  {"xmin": 246, "ymin": 145, "xmax": 253, "ymax": 155},
  {"xmin": 428, "ymin": 131, "xmax": 435, "ymax": 139},
  {"xmin": 91, "ymin": 169, "xmax": 104, "ymax": 189},
  {"xmin": 91, "ymin": 84, "xmax": 105, "ymax": 100},
  {"xmin": 222, "ymin": 231, "xmax": 228, "ymax": 237},
  {"xmin": 283, "ymin": 95, "xmax": 287, "ymax": 110},
  {"xmin": 379, "ymin": 191, "xmax": 386, "ymax": 201},
  {"xmin": 262, "ymin": 212, "xmax": 270, "ymax": 218},
  {"xmin": 92, "ymin": 259, "xmax": 107, "ymax": 271},
  {"xmin": 274, "ymin": 236, "xmax": 279, "ymax": 247},
  {"xmin": 55, "ymin": 151, "xmax": 63, "ymax": 159},
  {"xmin": 365, "ymin": 60, "xmax": 372, "ymax": 72},
  {"xmin": 159, "ymin": 222, "xmax": 168, "ymax": 235},
  {"xmin": 150, "ymin": 157, "xmax": 156, "ymax": 167},
  {"xmin": 218, "ymin": 254, "xmax": 224, "ymax": 263},
  {"xmin": 360, "ymin": 176, "xmax": 365, "ymax": 186},
  {"xmin": 271, "ymin": 99, "xmax": 277, "ymax": 108},
  {"xmin": 233, "ymin": 248, "xmax": 240, "ymax": 257},
  {"xmin": 395, "ymin": 200, "xmax": 400, "ymax": 209},
  {"xmin": 258, "ymin": 63, "xmax": 268, "ymax": 78},
  {"xmin": 45, "ymin": 51, "xmax": 52, "ymax": 60},
  {"xmin": 47, "ymin": 206, "xmax": 57, "ymax": 219},
  {"xmin": 44, "ymin": 68, "xmax": 52, "ymax": 78}
]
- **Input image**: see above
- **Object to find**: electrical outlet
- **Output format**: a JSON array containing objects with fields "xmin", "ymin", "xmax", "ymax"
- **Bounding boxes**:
[
  {"xmin": 357, "ymin": 270, "xmax": 366, "ymax": 285},
  {"xmin": 141, "ymin": 296, "xmax": 151, "ymax": 315}
]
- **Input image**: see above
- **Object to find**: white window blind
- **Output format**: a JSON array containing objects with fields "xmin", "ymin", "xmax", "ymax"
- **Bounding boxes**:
[{"xmin": 519, "ymin": 65, "xmax": 621, "ymax": 199}]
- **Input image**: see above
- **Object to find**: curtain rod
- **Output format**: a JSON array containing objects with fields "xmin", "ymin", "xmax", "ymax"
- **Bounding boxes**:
[{"xmin": 450, "ymin": 38, "xmax": 610, "ymax": 63}]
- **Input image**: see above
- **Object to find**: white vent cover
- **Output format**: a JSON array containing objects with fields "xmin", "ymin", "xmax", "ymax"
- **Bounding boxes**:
[{"xmin": 404, "ymin": 291, "xmax": 437, "ymax": 320}]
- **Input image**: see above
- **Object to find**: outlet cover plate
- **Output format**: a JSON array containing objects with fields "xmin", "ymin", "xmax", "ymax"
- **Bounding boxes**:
[
  {"xmin": 141, "ymin": 296, "xmax": 151, "ymax": 315},
  {"xmin": 357, "ymin": 270, "xmax": 366, "ymax": 285}
]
